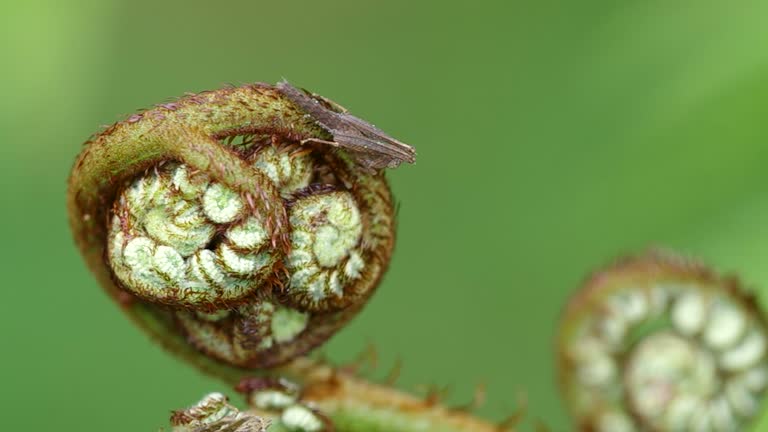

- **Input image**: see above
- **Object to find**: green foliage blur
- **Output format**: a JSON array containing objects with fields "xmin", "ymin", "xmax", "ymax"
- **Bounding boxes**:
[{"xmin": 5, "ymin": 0, "xmax": 768, "ymax": 430}]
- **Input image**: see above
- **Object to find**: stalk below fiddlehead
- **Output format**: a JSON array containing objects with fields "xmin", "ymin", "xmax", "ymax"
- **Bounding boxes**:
[
  {"xmin": 68, "ymin": 81, "xmax": 505, "ymax": 431},
  {"xmin": 557, "ymin": 251, "xmax": 768, "ymax": 431}
]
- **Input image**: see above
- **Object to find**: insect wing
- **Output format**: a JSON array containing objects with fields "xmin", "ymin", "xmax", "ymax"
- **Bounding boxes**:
[
  {"xmin": 277, "ymin": 80, "xmax": 416, "ymax": 170},
  {"xmin": 333, "ymin": 112, "xmax": 416, "ymax": 167}
]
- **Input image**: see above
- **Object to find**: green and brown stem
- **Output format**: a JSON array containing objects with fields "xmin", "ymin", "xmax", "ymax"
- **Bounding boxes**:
[{"xmin": 68, "ymin": 82, "xmax": 505, "ymax": 431}]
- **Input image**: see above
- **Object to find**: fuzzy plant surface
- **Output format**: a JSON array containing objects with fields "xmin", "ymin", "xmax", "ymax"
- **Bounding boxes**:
[
  {"xmin": 557, "ymin": 251, "xmax": 768, "ymax": 432},
  {"xmin": 67, "ymin": 81, "xmax": 512, "ymax": 432}
]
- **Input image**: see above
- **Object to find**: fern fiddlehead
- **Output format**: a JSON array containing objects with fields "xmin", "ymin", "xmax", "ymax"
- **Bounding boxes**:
[
  {"xmin": 557, "ymin": 251, "xmax": 768, "ymax": 431},
  {"xmin": 68, "ymin": 81, "xmax": 507, "ymax": 431}
]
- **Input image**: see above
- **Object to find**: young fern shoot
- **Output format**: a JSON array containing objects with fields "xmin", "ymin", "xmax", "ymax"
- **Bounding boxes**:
[
  {"xmin": 68, "ymin": 81, "xmax": 507, "ymax": 431},
  {"xmin": 558, "ymin": 251, "xmax": 768, "ymax": 432}
]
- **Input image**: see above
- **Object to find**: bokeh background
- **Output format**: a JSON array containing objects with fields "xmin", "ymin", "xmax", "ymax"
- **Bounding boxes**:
[{"xmin": 5, "ymin": 0, "xmax": 768, "ymax": 430}]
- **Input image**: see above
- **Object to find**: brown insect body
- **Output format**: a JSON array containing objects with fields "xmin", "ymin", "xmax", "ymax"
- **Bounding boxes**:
[{"xmin": 276, "ymin": 80, "xmax": 416, "ymax": 170}]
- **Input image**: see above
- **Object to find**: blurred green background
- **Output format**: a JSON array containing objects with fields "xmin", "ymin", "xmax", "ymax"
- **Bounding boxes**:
[{"xmin": 5, "ymin": 0, "xmax": 768, "ymax": 430}]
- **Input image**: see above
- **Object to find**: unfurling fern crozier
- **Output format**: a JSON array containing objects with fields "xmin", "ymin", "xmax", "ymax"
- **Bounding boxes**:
[
  {"xmin": 70, "ymin": 81, "xmax": 411, "ymax": 370},
  {"xmin": 557, "ymin": 252, "xmax": 768, "ymax": 432},
  {"xmin": 68, "ymin": 81, "xmax": 515, "ymax": 432}
]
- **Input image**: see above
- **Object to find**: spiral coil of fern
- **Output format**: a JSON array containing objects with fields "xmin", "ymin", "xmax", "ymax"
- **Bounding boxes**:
[
  {"xmin": 557, "ymin": 251, "xmax": 768, "ymax": 432},
  {"xmin": 68, "ymin": 81, "xmax": 507, "ymax": 432},
  {"xmin": 69, "ymin": 81, "xmax": 400, "ymax": 369}
]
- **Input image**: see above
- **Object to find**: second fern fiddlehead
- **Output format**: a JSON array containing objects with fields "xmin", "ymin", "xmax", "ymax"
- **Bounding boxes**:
[{"xmin": 558, "ymin": 251, "xmax": 768, "ymax": 431}]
